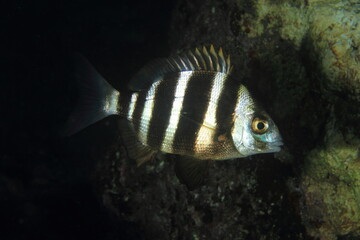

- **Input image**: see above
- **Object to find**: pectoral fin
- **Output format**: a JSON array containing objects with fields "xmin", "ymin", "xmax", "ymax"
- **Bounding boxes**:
[{"xmin": 174, "ymin": 156, "xmax": 211, "ymax": 190}]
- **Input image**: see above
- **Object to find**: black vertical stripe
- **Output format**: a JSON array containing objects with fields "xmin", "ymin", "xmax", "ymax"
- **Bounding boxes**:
[
  {"xmin": 118, "ymin": 91, "xmax": 132, "ymax": 117},
  {"xmin": 215, "ymin": 76, "xmax": 242, "ymax": 135},
  {"xmin": 131, "ymin": 91, "xmax": 146, "ymax": 135},
  {"xmin": 147, "ymin": 72, "xmax": 180, "ymax": 149},
  {"xmin": 172, "ymin": 71, "xmax": 216, "ymax": 154}
]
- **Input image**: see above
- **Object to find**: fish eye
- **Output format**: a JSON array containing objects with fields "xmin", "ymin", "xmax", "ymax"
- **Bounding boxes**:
[{"xmin": 251, "ymin": 117, "xmax": 269, "ymax": 134}]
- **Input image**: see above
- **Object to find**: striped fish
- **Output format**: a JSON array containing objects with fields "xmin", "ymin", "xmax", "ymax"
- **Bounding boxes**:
[{"xmin": 66, "ymin": 45, "xmax": 283, "ymax": 188}]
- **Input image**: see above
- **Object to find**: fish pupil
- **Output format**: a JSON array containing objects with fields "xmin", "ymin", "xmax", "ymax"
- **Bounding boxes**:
[{"xmin": 257, "ymin": 122, "xmax": 265, "ymax": 130}]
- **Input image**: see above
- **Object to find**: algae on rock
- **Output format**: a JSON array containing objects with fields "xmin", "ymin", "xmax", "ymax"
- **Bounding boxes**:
[
  {"xmin": 301, "ymin": 129, "xmax": 360, "ymax": 239},
  {"xmin": 236, "ymin": 0, "xmax": 360, "ymax": 103}
]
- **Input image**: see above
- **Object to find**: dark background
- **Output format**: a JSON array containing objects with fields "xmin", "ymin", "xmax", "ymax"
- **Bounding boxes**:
[{"xmin": 2, "ymin": 1, "xmax": 176, "ymax": 239}]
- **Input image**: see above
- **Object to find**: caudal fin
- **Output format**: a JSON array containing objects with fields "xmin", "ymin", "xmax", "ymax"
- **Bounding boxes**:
[{"xmin": 64, "ymin": 54, "xmax": 120, "ymax": 136}]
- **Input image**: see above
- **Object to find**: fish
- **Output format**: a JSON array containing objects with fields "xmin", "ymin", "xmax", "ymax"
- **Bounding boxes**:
[{"xmin": 66, "ymin": 45, "xmax": 283, "ymax": 189}]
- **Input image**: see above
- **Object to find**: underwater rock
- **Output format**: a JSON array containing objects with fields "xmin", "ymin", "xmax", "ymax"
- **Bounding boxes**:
[
  {"xmin": 96, "ymin": 136, "xmax": 304, "ymax": 239},
  {"xmin": 301, "ymin": 129, "xmax": 360, "ymax": 239},
  {"xmin": 95, "ymin": 0, "xmax": 360, "ymax": 239}
]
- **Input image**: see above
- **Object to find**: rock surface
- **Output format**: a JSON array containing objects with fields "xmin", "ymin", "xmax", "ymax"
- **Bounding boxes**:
[{"xmin": 301, "ymin": 131, "xmax": 360, "ymax": 239}]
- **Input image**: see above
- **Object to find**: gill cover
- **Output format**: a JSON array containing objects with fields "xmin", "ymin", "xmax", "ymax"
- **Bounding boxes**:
[{"xmin": 231, "ymin": 85, "xmax": 283, "ymax": 156}]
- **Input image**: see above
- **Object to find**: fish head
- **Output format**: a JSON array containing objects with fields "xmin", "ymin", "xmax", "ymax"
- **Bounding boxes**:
[{"xmin": 231, "ymin": 87, "xmax": 283, "ymax": 157}]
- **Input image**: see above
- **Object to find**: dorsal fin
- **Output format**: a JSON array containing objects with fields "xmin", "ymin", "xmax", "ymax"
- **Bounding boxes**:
[
  {"xmin": 128, "ymin": 45, "xmax": 232, "ymax": 91},
  {"xmin": 169, "ymin": 45, "xmax": 232, "ymax": 75}
]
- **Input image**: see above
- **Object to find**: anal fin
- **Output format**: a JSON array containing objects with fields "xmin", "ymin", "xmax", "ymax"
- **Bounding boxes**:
[
  {"xmin": 174, "ymin": 156, "xmax": 211, "ymax": 190},
  {"xmin": 119, "ymin": 120, "xmax": 156, "ymax": 166}
]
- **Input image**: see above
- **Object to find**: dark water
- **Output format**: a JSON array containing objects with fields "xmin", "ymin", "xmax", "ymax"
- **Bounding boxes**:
[{"xmin": 2, "ymin": 1, "xmax": 175, "ymax": 239}]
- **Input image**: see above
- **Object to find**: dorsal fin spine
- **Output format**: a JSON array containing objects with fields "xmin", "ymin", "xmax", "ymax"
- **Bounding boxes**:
[
  {"xmin": 180, "ymin": 57, "xmax": 190, "ymax": 70},
  {"xmin": 173, "ymin": 58, "xmax": 183, "ymax": 70},
  {"xmin": 188, "ymin": 50, "xmax": 199, "ymax": 69},
  {"xmin": 185, "ymin": 55, "xmax": 195, "ymax": 69},
  {"xmin": 195, "ymin": 48, "xmax": 207, "ymax": 70},
  {"xmin": 209, "ymin": 45, "xmax": 220, "ymax": 72},
  {"xmin": 226, "ymin": 55, "xmax": 231, "ymax": 73},
  {"xmin": 128, "ymin": 45, "xmax": 232, "ymax": 91},
  {"xmin": 167, "ymin": 59, "xmax": 177, "ymax": 71},
  {"xmin": 178, "ymin": 57, "xmax": 186, "ymax": 70},
  {"xmin": 202, "ymin": 46, "xmax": 212, "ymax": 71},
  {"xmin": 218, "ymin": 48, "xmax": 226, "ymax": 72}
]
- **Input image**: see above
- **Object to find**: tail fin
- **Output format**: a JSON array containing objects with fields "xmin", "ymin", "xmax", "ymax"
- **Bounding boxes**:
[{"xmin": 64, "ymin": 54, "xmax": 120, "ymax": 136}]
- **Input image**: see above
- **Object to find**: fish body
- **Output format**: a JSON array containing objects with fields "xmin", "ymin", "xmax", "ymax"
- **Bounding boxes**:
[
  {"xmin": 121, "ymin": 70, "xmax": 242, "ymax": 160},
  {"xmin": 66, "ymin": 46, "xmax": 283, "ymax": 188}
]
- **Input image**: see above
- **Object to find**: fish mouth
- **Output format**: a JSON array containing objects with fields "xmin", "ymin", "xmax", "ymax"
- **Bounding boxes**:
[
  {"xmin": 268, "ymin": 141, "xmax": 283, "ymax": 147},
  {"xmin": 267, "ymin": 140, "xmax": 283, "ymax": 152}
]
